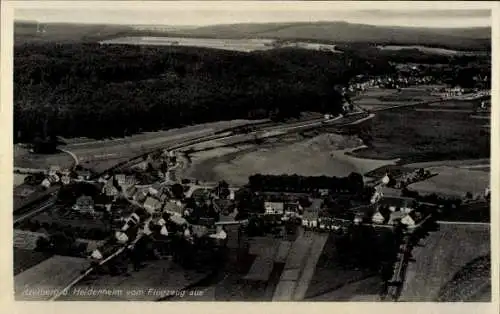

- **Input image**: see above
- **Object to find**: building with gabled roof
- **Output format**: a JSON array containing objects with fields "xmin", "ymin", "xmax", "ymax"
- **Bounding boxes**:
[
  {"xmin": 264, "ymin": 202, "xmax": 284, "ymax": 215},
  {"xmin": 144, "ymin": 197, "xmax": 162, "ymax": 214},
  {"xmin": 378, "ymin": 196, "xmax": 417, "ymax": 213},
  {"xmin": 163, "ymin": 201, "xmax": 184, "ymax": 216}
]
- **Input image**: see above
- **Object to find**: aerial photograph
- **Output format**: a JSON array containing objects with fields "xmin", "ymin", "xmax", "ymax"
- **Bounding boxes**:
[{"xmin": 11, "ymin": 1, "xmax": 492, "ymax": 302}]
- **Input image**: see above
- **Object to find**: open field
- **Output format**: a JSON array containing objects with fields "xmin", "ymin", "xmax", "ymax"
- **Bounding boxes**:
[
  {"xmin": 15, "ymin": 255, "xmax": 90, "ymax": 300},
  {"xmin": 376, "ymin": 45, "xmax": 476, "ymax": 56},
  {"xmin": 304, "ymin": 234, "xmax": 382, "ymax": 301},
  {"xmin": 14, "ymin": 145, "xmax": 74, "ymax": 170},
  {"xmin": 101, "ymin": 36, "xmax": 276, "ymax": 52},
  {"xmin": 408, "ymin": 166, "xmax": 489, "ymax": 198},
  {"xmin": 353, "ymin": 87, "xmax": 442, "ymax": 112},
  {"xmin": 351, "ymin": 107, "xmax": 489, "ymax": 163},
  {"xmin": 186, "ymin": 133, "xmax": 397, "ymax": 185},
  {"xmin": 400, "ymin": 224, "xmax": 490, "ymax": 301},
  {"xmin": 439, "ymin": 202, "xmax": 490, "ymax": 223}
]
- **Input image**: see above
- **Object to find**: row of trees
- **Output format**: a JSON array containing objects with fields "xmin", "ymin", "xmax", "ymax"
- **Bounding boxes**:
[{"xmin": 247, "ymin": 172, "xmax": 364, "ymax": 194}]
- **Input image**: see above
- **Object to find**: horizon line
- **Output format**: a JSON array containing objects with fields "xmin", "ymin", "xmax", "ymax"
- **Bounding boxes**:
[{"xmin": 13, "ymin": 19, "xmax": 491, "ymax": 30}]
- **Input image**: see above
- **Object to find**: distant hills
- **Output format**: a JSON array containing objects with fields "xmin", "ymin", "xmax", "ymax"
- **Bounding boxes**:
[
  {"xmin": 14, "ymin": 20, "xmax": 490, "ymax": 50},
  {"xmin": 165, "ymin": 21, "xmax": 490, "ymax": 50}
]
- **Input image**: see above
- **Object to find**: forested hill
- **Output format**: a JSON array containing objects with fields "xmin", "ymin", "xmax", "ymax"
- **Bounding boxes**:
[
  {"xmin": 135, "ymin": 21, "xmax": 491, "ymax": 51},
  {"xmin": 15, "ymin": 44, "xmax": 375, "ymax": 141},
  {"xmin": 15, "ymin": 21, "xmax": 490, "ymax": 51}
]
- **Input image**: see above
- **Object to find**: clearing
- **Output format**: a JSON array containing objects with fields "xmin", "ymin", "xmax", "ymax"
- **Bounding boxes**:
[
  {"xmin": 14, "ymin": 145, "xmax": 74, "ymax": 170},
  {"xmin": 400, "ymin": 223, "xmax": 490, "ymax": 301},
  {"xmin": 353, "ymin": 86, "xmax": 441, "ymax": 112},
  {"xmin": 408, "ymin": 166, "xmax": 489, "ymax": 197},
  {"xmin": 350, "ymin": 107, "xmax": 489, "ymax": 163}
]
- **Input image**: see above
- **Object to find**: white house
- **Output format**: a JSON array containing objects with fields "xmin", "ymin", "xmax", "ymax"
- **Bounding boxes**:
[
  {"xmin": 372, "ymin": 211, "xmax": 386, "ymax": 224},
  {"xmin": 114, "ymin": 174, "xmax": 126, "ymax": 186},
  {"xmin": 401, "ymin": 213, "xmax": 417, "ymax": 227},
  {"xmin": 115, "ymin": 231, "xmax": 129, "ymax": 244},
  {"xmin": 61, "ymin": 175, "xmax": 71, "ymax": 185},
  {"xmin": 264, "ymin": 202, "xmax": 284, "ymax": 215},
  {"xmin": 90, "ymin": 249, "xmax": 103, "ymax": 260},
  {"xmin": 40, "ymin": 178, "xmax": 51, "ymax": 188}
]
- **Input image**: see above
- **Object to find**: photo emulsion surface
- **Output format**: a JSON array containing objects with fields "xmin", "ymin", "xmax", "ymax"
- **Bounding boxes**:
[{"xmin": 12, "ymin": 3, "xmax": 492, "ymax": 302}]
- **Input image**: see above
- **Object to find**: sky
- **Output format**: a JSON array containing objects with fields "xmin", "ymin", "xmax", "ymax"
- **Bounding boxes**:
[{"xmin": 12, "ymin": 1, "xmax": 492, "ymax": 28}]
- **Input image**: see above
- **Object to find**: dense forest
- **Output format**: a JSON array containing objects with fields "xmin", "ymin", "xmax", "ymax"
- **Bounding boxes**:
[
  {"xmin": 14, "ymin": 42, "xmax": 489, "ymax": 142},
  {"xmin": 14, "ymin": 44, "xmax": 376, "ymax": 142}
]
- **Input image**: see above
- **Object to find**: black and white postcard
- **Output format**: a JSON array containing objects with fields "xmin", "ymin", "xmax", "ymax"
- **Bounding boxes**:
[{"xmin": 1, "ymin": 1, "xmax": 498, "ymax": 313}]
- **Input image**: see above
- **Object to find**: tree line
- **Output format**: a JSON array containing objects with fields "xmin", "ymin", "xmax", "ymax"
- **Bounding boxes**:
[{"xmin": 247, "ymin": 172, "xmax": 364, "ymax": 194}]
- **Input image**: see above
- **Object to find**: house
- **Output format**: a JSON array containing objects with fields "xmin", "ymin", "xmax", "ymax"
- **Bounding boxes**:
[
  {"xmin": 144, "ymin": 197, "xmax": 162, "ymax": 214},
  {"xmin": 209, "ymin": 226, "xmax": 228, "ymax": 245},
  {"xmin": 124, "ymin": 185, "xmax": 138, "ymax": 199},
  {"xmin": 149, "ymin": 183, "xmax": 162, "ymax": 196},
  {"xmin": 284, "ymin": 202, "xmax": 300, "ymax": 216},
  {"xmin": 372, "ymin": 206, "xmax": 391, "ymax": 224},
  {"xmin": 40, "ymin": 178, "xmax": 51, "ymax": 188},
  {"xmin": 115, "ymin": 231, "xmax": 129, "ymax": 244},
  {"xmin": 264, "ymin": 202, "xmax": 284, "ymax": 215},
  {"xmin": 48, "ymin": 174, "xmax": 60, "ymax": 184},
  {"xmin": 72, "ymin": 195, "xmax": 95, "ymax": 214},
  {"xmin": 102, "ymin": 179, "xmax": 119, "ymax": 197},
  {"xmin": 114, "ymin": 174, "xmax": 126, "ymax": 186},
  {"xmin": 378, "ymin": 196, "xmax": 417, "ymax": 213},
  {"xmin": 49, "ymin": 165, "xmax": 61, "ymax": 176},
  {"xmin": 90, "ymin": 249, "xmax": 103, "ymax": 260},
  {"xmin": 163, "ymin": 201, "xmax": 184, "ymax": 216},
  {"xmin": 61, "ymin": 175, "xmax": 71, "ymax": 185},
  {"xmin": 125, "ymin": 175, "xmax": 137, "ymax": 187},
  {"xmin": 372, "ymin": 211, "xmax": 386, "ymax": 224},
  {"xmin": 133, "ymin": 190, "xmax": 148, "ymax": 203},
  {"xmin": 302, "ymin": 211, "xmax": 318, "ymax": 228},
  {"xmin": 402, "ymin": 211, "xmax": 423, "ymax": 227},
  {"xmin": 121, "ymin": 213, "xmax": 141, "ymax": 232},
  {"xmin": 76, "ymin": 169, "xmax": 92, "ymax": 180},
  {"xmin": 318, "ymin": 189, "xmax": 329, "ymax": 197}
]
